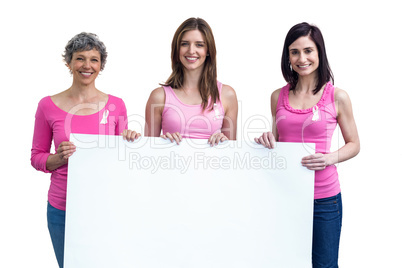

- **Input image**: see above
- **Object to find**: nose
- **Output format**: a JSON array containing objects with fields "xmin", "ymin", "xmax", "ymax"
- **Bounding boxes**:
[
  {"xmin": 82, "ymin": 59, "xmax": 91, "ymax": 69},
  {"xmin": 189, "ymin": 44, "xmax": 196, "ymax": 54},
  {"xmin": 299, "ymin": 52, "xmax": 307, "ymax": 62}
]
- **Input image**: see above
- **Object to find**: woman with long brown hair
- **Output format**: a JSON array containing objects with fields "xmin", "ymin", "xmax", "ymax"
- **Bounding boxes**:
[{"xmin": 124, "ymin": 18, "xmax": 237, "ymax": 144}]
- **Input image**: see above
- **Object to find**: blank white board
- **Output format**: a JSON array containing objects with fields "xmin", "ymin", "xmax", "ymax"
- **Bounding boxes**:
[{"xmin": 65, "ymin": 134, "xmax": 315, "ymax": 268}]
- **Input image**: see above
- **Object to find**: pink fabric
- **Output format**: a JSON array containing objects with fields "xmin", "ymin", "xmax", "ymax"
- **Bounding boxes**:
[
  {"xmin": 276, "ymin": 82, "xmax": 340, "ymax": 199},
  {"xmin": 31, "ymin": 95, "xmax": 127, "ymax": 210},
  {"xmin": 161, "ymin": 82, "xmax": 225, "ymax": 139}
]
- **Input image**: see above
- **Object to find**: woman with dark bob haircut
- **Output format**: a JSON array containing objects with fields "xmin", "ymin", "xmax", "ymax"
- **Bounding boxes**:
[
  {"xmin": 31, "ymin": 32, "xmax": 140, "ymax": 267},
  {"xmin": 255, "ymin": 22, "xmax": 360, "ymax": 267},
  {"xmin": 124, "ymin": 18, "xmax": 237, "ymax": 144}
]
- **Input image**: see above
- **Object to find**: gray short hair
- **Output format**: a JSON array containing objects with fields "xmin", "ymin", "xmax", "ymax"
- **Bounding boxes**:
[{"xmin": 63, "ymin": 32, "xmax": 108, "ymax": 71}]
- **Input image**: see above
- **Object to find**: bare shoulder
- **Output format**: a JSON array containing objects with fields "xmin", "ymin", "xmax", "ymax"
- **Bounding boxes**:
[
  {"xmin": 271, "ymin": 88, "xmax": 281, "ymax": 102},
  {"xmin": 334, "ymin": 87, "xmax": 352, "ymax": 105},
  {"xmin": 221, "ymin": 84, "xmax": 237, "ymax": 99},
  {"xmin": 221, "ymin": 84, "xmax": 238, "ymax": 107},
  {"xmin": 51, "ymin": 91, "xmax": 64, "ymax": 99},
  {"xmin": 148, "ymin": 86, "xmax": 166, "ymax": 104},
  {"xmin": 50, "ymin": 90, "xmax": 69, "ymax": 106},
  {"xmin": 270, "ymin": 88, "xmax": 282, "ymax": 116},
  {"xmin": 334, "ymin": 87, "xmax": 355, "ymax": 118}
]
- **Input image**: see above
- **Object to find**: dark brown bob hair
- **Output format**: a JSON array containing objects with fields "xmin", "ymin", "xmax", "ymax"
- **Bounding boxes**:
[{"xmin": 281, "ymin": 22, "xmax": 334, "ymax": 94}]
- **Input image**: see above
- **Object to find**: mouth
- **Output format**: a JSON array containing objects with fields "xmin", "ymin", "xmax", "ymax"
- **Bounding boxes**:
[
  {"xmin": 185, "ymin": 56, "xmax": 198, "ymax": 62},
  {"xmin": 297, "ymin": 64, "xmax": 311, "ymax": 69},
  {"xmin": 80, "ymin": 72, "xmax": 93, "ymax": 77}
]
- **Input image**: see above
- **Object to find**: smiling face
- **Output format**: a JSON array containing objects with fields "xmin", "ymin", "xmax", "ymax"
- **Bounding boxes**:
[
  {"xmin": 288, "ymin": 35, "xmax": 319, "ymax": 78},
  {"xmin": 179, "ymin": 30, "xmax": 208, "ymax": 72},
  {"xmin": 67, "ymin": 49, "xmax": 101, "ymax": 86}
]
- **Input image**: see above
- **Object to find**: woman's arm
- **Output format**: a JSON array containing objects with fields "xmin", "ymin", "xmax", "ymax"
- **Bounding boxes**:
[
  {"xmin": 118, "ymin": 98, "xmax": 142, "ymax": 142},
  {"xmin": 145, "ymin": 87, "xmax": 165, "ymax": 137},
  {"xmin": 254, "ymin": 88, "xmax": 281, "ymax": 148},
  {"xmin": 116, "ymin": 98, "xmax": 128, "ymax": 135},
  {"xmin": 31, "ymin": 100, "xmax": 53, "ymax": 173},
  {"xmin": 270, "ymin": 88, "xmax": 281, "ymax": 141},
  {"xmin": 31, "ymin": 100, "xmax": 76, "ymax": 172},
  {"xmin": 220, "ymin": 84, "xmax": 238, "ymax": 140},
  {"xmin": 144, "ymin": 87, "xmax": 182, "ymax": 144},
  {"xmin": 145, "ymin": 87, "xmax": 184, "ymax": 144},
  {"xmin": 301, "ymin": 88, "xmax": 360, "ymax": 170},
  {"xmin": 207, "ymin": 84, "xmax": 238, "ymax": 146}
]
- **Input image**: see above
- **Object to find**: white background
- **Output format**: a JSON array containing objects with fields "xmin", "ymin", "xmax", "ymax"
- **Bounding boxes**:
[{"xmin": 0, "ymin": 0, "xmax": 401, "ymax": 267}]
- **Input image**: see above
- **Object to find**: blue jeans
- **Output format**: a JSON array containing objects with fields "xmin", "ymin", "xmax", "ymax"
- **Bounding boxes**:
[
  {"xmin": 312, "ymin": 192, "xmax": 342, "ymax": 268},
  {"xmin": 47, "ymin": 202, "xmax": 65, "ymax": 268}
]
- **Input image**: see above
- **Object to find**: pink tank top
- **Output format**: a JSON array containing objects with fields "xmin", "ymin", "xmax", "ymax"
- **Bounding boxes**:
[
  {"xmin": 161, "ymin": 82, "xmax": 225, "ymax": 139},
  {"xmin": 276, "ymin": 82, "xmax": 340, "ymax": 199}
]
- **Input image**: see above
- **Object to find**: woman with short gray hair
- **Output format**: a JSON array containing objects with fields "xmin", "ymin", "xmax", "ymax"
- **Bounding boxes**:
[
  {"xmin": 63, "ymin": 32, "xmax": 108, "ymax": 71},
  {"xmin": 30, "ymin": 32, "xmax": 141, "ymax": 267}
]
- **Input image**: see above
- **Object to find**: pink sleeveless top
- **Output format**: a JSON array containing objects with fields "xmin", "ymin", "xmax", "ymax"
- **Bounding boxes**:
[
  {"xmin": 276, "ymin": 82, "xmax": 340, "ymax": 199},
  {"xmin": 161, "ymin": 82, "xmax": 225, "ymax": 139}
]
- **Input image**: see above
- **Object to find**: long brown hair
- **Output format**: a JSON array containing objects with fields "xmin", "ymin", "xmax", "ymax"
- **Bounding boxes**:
[{"xmin": 163, "ymin": 17, "xmax": 218, "ymax": 111}]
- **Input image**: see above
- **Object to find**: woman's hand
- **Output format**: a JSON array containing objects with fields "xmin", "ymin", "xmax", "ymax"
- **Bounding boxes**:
[
  {"xmin": 301, "ymin": 153, "xmax": 330, "ymax": 170},
  {"xmin": 57, "ymin": 141, "xmax": 76, "ymax": 163},
  {"xmin": 122, "ymin": 129, "xmax": 142, "ymax": 142},
  {"xmin": 208, "ymin": 132, "xmax": 228, "ymax": 147},
  {"xmin": 254, "ymin": 132, "xmax": 276, "ymax": 149},
  {"xmin": 46, "ymin": 141, "xmax": 76, "ymax": 171},
  {"xmin": 161, "ymin": 132, "xmax": 182, "ymax": 145}
]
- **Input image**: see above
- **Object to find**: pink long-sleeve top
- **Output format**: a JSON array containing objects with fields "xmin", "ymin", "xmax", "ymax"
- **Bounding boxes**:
[
  {"xmin": 276, "ymin": 82, "xmax": 340, "ymax": 199},
  {"xmin": 31, "ymin": 95, "xmax": 128, "ymax": 210}
]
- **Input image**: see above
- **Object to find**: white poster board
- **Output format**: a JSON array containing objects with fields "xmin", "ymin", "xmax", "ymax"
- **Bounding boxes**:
[{"xmin": 65, "ymin": 134, "xmax": 315, "ymax": 268}]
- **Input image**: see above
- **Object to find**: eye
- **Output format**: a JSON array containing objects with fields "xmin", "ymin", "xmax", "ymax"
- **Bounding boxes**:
[
  {"xmin": 290, "ymin": 50, "xmax": 299, "ymax": 55},
  {"xmin": 305, "ymin": 49, "xmax": 313, "ymax": 54},
  {"xmin": 76, "ymin": 57, "xmax": 84, "ymax": 60},
  {"xmin": 181, "ymin": 41, "xmax": 189, "ymax": 46},
  {"xmin": 196, "ymin": 43, "xmax": 205, "ymax": 48},
  {"xmin": 91, "ymin": 59, "xmax": 99, "ymax": 62}
]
